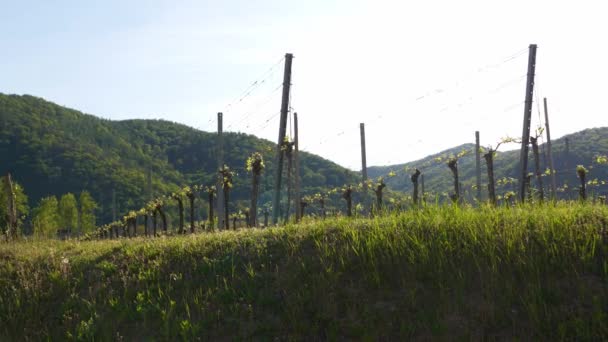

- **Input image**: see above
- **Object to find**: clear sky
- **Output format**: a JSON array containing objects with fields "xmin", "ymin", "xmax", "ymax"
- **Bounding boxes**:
[{"xmin": 1, "ymin": 0, "xmax": 606, "ymax": 170}]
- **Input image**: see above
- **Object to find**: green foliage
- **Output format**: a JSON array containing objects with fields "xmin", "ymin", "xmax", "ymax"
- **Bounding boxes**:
[
  {"xmin": 0, "ymin": 93, "xmax": 357, "ymax": 225},
  {"xmin": 0, "ymin": 178, "xmax": 29, "ymax": 234},
  {"xmin": 79, "ymin": 191, "xmax": 97, "ymax": 234},
  {"xmin": 58, "ymin": 193, "xmax": 78, "ymax": 234},
  {"xmin": 245, "ymin": 152, "xmax": 264, "ymax": 174},
  {"xmin": 0, "ymin": 203, "xmax": 607, "ymax": 340},
  {"xmin": 32, "ymin": 196, "xmax": 60, "ymax": 238}
]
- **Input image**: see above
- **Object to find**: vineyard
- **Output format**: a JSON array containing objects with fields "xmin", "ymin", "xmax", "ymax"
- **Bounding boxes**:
[{"xmin": 2, "ymin": 45, "xmax": 608, "ymax": 340}]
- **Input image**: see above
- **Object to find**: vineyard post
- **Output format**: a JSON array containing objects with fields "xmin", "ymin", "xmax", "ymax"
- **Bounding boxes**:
[
  {"xmin": 294, "ymin": 112, "xmax": 302, "ymax": 222},
  {"xmin": 530, "ymin": 137, "xmax": 544, "ymax": 202},
  {"xmin": 360, "ymin": 123, "xmax": 369, "ymax": 213},
  {"xmin": 217, "ymin": 112, "xmax": 225, "ymax": 230},
  {"xmin": 411, "ymin": 169, "xmax": 421, "ymax": 206},
  {"xmin": 272, "ymin": 53, "xmax": 294, "ymax": 225},
  {"xmin": 448, "ymin": 159, "xmax": 460, "ymax": 203},
  {"xmin": 360, "ymin": 123, "xmax": 368, "ymax": 184},
  {"xmin": 484, "ymin": 150, "xmax": 497, "ymax": 206},
  {"xmin": 421, "ymin": 174, "xmax": 426, "ymax": 204},
  {"xmin": 284, "ymin": 141, "xmax": 294, "ymax": 223},
  {"xmin": 543, "ymin": 98, "xmax": 557, "ymax": 199},
  {"xmin": 517, "ymin": 44, "xmax": 538, "ymax": 203},
  {"xmin": 475, "ymin": 131, "xmax": 481, "ymax": 203}
]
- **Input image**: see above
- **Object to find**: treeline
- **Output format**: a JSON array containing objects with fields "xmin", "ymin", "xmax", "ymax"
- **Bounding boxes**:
[
  {"xmin": 1, "ymin": 174, "xmax": 98, "ymax": 239},
  {"xmin": 0, "ymin": 93, "xmax": 357, "ymax": 225}
]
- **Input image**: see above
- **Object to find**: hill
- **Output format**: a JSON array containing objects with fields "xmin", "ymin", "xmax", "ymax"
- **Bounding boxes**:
[
  {"xmin": 0, "ymin": 93, "xmax": 357, "ymax": 226},
  {"xmin": 368, "ymin": 128, "xmax": 608, "ymax": 201},
  {"xmin": 1, "ymin": 203, "xmax": 606, "ymax": 339}
]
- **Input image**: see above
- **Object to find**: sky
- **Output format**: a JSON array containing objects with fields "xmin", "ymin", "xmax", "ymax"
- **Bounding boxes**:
[{"xmin": 1, "ymin": 0, "xmax": 607, "ymax": 170}]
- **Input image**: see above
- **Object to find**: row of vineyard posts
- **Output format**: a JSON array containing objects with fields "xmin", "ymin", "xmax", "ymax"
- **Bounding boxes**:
[
  {"xmin": 81, "ymin": 45, "xmax": 606, "ymax": 240},
  {"xmin": 81, "ymin": 131, "xmax": 602, "ymax": 241}
]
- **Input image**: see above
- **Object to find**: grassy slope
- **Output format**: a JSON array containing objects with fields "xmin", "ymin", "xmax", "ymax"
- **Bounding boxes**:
[{"xmin": 1, "ymin": 203, "xmax": 607, "ymax": 340}]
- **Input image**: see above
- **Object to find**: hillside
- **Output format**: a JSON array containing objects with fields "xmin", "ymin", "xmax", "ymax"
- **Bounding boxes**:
[
  {"xmin": 0, "ymin": 93, "xmax": 357, "ymax": 225},
  {"xmin": 368, "ymin": 128, "xmax": 608, "ymax": 201},
  {"xmin": 1, "ymin": 203, "xmax": 606, "ymax": 339}
]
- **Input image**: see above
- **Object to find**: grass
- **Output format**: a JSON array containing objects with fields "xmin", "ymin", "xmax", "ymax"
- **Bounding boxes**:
[{"xmin": 1, "ymin": 202, "xmax": 607, "ymax": 340}]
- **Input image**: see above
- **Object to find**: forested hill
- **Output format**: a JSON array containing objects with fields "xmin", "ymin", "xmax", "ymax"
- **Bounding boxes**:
[
  {"xmin": 368, "ymin": 127, "xmax": 608, "ymax": 201},
  {"xmin": 0, "ymin": 93, "xmax": 357, "ymax": 223}
]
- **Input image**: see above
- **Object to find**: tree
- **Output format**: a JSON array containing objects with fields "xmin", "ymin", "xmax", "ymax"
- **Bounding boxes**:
[
  {"xmin": 79, "ymin": 191, "xmax": 97, "ymax": 234},
  {"xmin": 32, "ymin": 196, "xmax": 60, "ymax": 239},
  {"xmin": 0, "ymin": 175, "xmax": 29, "ymax": 238},
  {"xmin": 59, "ymin": 193, "xmax": 78, "ymax": 236}
]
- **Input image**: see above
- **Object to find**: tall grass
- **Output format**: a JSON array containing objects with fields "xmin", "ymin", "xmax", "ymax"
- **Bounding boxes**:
[{"xmin": 1, "ymin": 202, "xmax": 606, "ymax": 340}]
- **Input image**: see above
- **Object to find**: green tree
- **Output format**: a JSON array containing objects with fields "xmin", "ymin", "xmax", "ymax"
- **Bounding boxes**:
[
  {"xmin": 32, "ymin": 196, "xmax": 60, "ymax": 238},
  {"xmin": 59, "ymin": 193, "xmax": 78, "ymax": 236},
  {"xmin": 79, "ymin": 191, "xmax": 97, "ymax": 234},
  {"xmin": 0, "ymin": 176, "xmax": 29, "ymax": 236}
]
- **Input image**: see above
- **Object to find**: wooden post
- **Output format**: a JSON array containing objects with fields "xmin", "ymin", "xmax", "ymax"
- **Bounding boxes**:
[
  {"xmin": 518, "ymin": 44, "xmax": 538, "ymax": 202},
  {"xmin": 475, "ymin": 131, "xmax": 482, "ymax": 203},
  {"xmin": 360, "ymin": 123, "xmax": 368, "ymax": 184},
  {"xmin": 294, "ymin": 112, "xmax": 302, "ymax": 222},
  {"xmin": 272, "ymin": 53, "xmax": 294, "ymax": 225},
  {"xmin": 421, "ymin": 174, "xmax": 425, "ymax": 203},
  {"xmin": 217, "ymin": 112, "xmax": 225, "ymax": 230},
  {"xmin": 543, "ymin": 98, "xmax": 557, "ymax": 199}
]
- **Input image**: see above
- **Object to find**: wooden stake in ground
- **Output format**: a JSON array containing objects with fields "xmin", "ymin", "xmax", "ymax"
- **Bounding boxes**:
[
  {"xmin": 484, "ymin": 150, "xmax": 497, "ymax": 206},
  {"xmin": 447, "ymin": 158, "xmax": 460, "ymax": 203},
  {"xmin": 475, "ymin": 131, "xmax": 482, "ymax": 203},
  {"xmin": 517, "ymin": 44, "xmax": 538, "ymax": 202},
  {"xmin": 284, "ymin": 140, "xmax": 295, "ymax": 223},
  {"xmin": 577, "ymin": 165, "xmax": 587, "ymax": 200},
  {"xmin": 411, "ymin": 169, "xmax": 421, "ymax": 205},
  {"xmin": 294, "ymin": 113, "xmax": 302, "ymax": 222},
  {"xmin": 374, "ymin": 178, "xmax": 386, "ymax": 210},
  {"xmin": 530, "ymin": 136, "xmax": 544, "ymax": 202},
  {"xmin": 219, "ymin": 166, "xmax": 234, "ymax": 229},
  {"xmin": 342, "ymin": 186, "xmax": 354, "ymax": 217},
  {"xmin": 216, "ymin": 112, "xmax": 225, "ymax": 230},
  {"xmin": 247, "ymin": 152, "xmax": 264, "ymax": 227},
  {"xmin": 272, "ymin": 53, "xmax": 294, "ymax": 225},
  {"xmin": 421, "ymin": 174, "xmax": 426, "ymax": 204},
  {"xmin": 543, "ymin": 98, "xmax": 557, "ymax": 199},
  {"xmin": 207, "ymin": 186, "xmax": 216, "ymax": 229}
]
